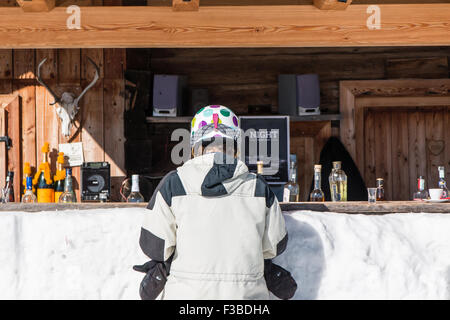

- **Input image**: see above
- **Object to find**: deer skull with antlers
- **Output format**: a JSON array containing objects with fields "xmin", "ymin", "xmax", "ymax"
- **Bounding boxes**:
[{"xmin": 36, "ymin": 57, "xmax": 100, "ymax": 138}]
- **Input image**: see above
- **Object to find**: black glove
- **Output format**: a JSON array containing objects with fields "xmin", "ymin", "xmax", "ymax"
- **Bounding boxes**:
[
  {"xmin": 264, "ymin": 260, "xmax": 297, "ymax": 300},
  {"xmin": 133, "ymin": 260, "xmax": 170, "ymax": 300}
]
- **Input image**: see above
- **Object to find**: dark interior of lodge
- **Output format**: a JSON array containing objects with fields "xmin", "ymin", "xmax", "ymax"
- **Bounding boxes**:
[{"xmin": 0, "ymin": 0, "xmax": 449, "ymax": 213}]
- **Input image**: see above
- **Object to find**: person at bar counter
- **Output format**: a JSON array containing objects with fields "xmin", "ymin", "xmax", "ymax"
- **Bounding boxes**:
[{"xmin": 134, "ymin": 105, "xmax": 296, "ymax": 300}]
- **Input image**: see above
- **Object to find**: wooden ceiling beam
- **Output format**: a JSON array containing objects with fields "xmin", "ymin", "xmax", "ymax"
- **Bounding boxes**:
[
  {"xmin": 0, "ymin": 4, "xmax": 448, "ymax": 48},
  {"xmin": 314, "ymin": 0, "xmax": 352, "ymax": 10},
  {"xmin": 16, "ymin": 0, "xmax": 55, "ymax": 12},
  {"xmin": 172, "ymin": 0, "xmax": 200, "ymax": 12}
]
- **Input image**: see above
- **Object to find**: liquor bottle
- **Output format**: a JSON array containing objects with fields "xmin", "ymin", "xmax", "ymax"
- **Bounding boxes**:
[
  {"xmin": 329, "ymin": 161, "xmax": 347, "ymax": 202},
  {"xmin": 310, "ymin": 165, "xmax": 325, "ymax": 202},
  {"xmin": 54, "ymin": 152, "xmax": 66, "ymax": 202},
  {"xmin": 256, "ymin": 161, "xmax": 264, "ymax": 175},
  {"xmin": 376, "ymin": 178, "xmax": 385, "ymax": 201},
  {"xmin": 283, "ymin": 154, "xmax": 300, "ymax": 202},
  {"xmin": 22, "ymin": 162, "xmax": 35, "ymax": 198},
  {"xmin": 22, "ymin": 176, "xmax": 37, "ymax": 203},
  {"xmin": 413, "ymin": 176, "xmax": 429, "ymax": 201},
  {"xmin": 59, "ymin": 168, "xmax": 77, "ymax": 203},
  {"xmin": 2, "ymin": 171, "xmax": 15, "ymax": 203},
  {"xmin": 438, "ymin": 166, "xmax": 449, "ymax": 199},
  {"xmin": 33, "ymin": 142, "xmax": 54, "ymax": 203},
  {"xmin": 127, "ymin": 174, "xmax": 145, "ymax": 203}
]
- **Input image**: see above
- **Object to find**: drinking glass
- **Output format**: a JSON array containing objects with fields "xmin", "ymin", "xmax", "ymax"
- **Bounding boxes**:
[{"xmin": 367, "ymin": 188, "xmax": 377, "ymax": 204}]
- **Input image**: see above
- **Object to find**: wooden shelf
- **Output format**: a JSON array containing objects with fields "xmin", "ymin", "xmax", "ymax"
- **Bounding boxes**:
[{"xmin": 146, "ymin": 114, "xmax": 341, "ymax": 124}]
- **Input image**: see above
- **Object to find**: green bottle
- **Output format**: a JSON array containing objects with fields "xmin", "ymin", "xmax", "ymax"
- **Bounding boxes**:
[{"xmin": 59, "ymin": 168, "xmax": 77, "ymax": 203}]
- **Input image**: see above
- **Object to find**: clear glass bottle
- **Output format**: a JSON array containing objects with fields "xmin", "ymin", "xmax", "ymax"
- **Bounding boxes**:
[
  {"xmin": 256, "ymin": 161, "xmax": 264, "ymax": 175},
  {"xmin": 59, "ymin": 168, "xmax": 77, "ymax": 203},
  {"xmin": 329, "ymin": 161, "xmax": 347, "ymax": 202},
  {"xmin": 127, "ymin": 174, "xmax": 145, "ymax": 203},
  {"xmin": 22, "ymin": 176, "xmax": 37, "ymax": 203},
  {"xmin": 2, "ymin": 171, "xmax": 15, "ymax": 203},
  {"xmin": 438, "ymin": 166, "xmax": 449, "ymax": 199},
  {"xmin": 310, "ymin": 165, "xmax": 325, "ymax": 202},
  {"xmin": 283, "ymin": 154, "xmax": 300, "ymax": 202},
  {"xmin": 413, "ymin": 176, "xmax": 429, "ymax": 201},
  {"xmin": 376, "ymin": 178, "xmax": 385, "ymax": 201}
]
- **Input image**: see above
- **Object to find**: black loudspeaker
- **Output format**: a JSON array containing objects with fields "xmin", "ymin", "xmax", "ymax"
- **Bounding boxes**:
[
  {"xmin": 152, "ymin": 74, "xmax": 187, "ymax": 117},
  {"xmin": 278, "ymin": 74, "xmax": 321, "ymax": 116},
  {"xmin": 190, "ymin": 88, "xmax": 209, "ymax": 114},
  {"xmin": 81, "ymin": 162, "xmax": 111, "ymax": 202}
]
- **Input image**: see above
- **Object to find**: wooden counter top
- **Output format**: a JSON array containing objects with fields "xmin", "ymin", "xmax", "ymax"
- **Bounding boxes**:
[{"xmin": 0, "ymin": 201, "xmax": 448, "ymax": 214}]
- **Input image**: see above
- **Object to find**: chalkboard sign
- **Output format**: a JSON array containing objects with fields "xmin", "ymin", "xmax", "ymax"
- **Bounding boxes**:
[{"xmin": 239, "ymin": 116, "xmax": 290, "ymax": 185}]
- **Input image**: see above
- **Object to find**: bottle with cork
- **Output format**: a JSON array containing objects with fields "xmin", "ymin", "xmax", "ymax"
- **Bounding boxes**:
[
  {"xmin": 33, "ymin": 142, "xmax": 54, "ymax": 203},
  {"xmin": 310, "ymin": 164, "xmax": 325, "ymax": 202}
]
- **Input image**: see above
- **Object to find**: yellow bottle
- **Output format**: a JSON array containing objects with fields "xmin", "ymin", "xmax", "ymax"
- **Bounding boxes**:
[
  {"xmin": 54, "ymin": 152, "xmax": 66, "ymax": 202},
  {"xmin": 33, "ymin": 142, "xmax": 55, "ymax": 203}
]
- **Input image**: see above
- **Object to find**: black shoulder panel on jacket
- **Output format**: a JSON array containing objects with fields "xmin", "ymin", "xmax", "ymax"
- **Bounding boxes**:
[
  {"xmin": 139, "ymin": 227, "xmax": 165, "ymax": 262},
  {"xmin": 147, "ymin": 170, "xmax": 186, "ymax": 209},
  {"xmin": 254, "ymin": 175, "xmax": 275, "ymax": 208},
  {"xmin": 276, "ymin": 233, "xmax": 288, "ymax": 256}
]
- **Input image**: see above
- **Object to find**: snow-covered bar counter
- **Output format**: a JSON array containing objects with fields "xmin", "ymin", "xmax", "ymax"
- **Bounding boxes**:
[{"xmin": 1, "ymin": 202, "xmax": 450, "ymax": 299}]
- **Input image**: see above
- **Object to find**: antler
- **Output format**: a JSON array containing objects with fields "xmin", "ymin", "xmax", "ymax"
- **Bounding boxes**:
[
  {"xmin": 36, "ymin": 58, "xmax": 61, "ymax": 106},
  {"xmin": 74, "ymin": 57, "xmax": 100, "ymax": 106}
]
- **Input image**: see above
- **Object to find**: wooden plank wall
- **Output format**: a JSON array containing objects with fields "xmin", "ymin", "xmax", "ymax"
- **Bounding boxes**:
[
  {"xmin": 0, "ymin": 48, "xmax": 126, "ymax": 201},
  {"xmin": 0, "ymin": 0, "xmax": 126, "ymax": 201}
]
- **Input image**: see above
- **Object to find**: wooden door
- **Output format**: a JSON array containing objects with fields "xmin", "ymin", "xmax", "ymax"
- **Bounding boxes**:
[{"xmin": 364, "ymin": 107, "xmax": 449, "ymax": 200}]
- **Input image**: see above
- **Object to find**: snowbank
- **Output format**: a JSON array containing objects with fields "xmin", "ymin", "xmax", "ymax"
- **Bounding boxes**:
[{"xmin": 1, "ymin": 208, "xmax": 450, "ymax": 299}]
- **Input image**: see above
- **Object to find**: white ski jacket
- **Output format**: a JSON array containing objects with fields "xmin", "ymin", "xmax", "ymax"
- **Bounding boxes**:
[{"xmin": 139, "ymin": 152, "xmax": 287, "ymax": 300}]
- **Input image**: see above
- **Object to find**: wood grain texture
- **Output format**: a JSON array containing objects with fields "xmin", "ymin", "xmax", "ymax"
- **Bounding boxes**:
[
  {"xmin": 81, "ymin": 80, "xmax": 104, "ymax": 162},
  {"xmin": 0, "ymin": 5, "xmax": 449, "ymax": 48},
  {"xmin": 5, "ymin": 95, "xmax": 21, "ymax": 201},
  {"xmin": 104, "ymin": 79, "xmax": 126, "ymax": 202},
  {"xmin": 390, "ymin": 111, "xmax": 409, "ymax": 200},
  {"xmin": 14, "ymin": 82, "xmax": 36, "ymax": 171},
  {"xmin": 16, "ymin": 0, "xmax": 55, "ymax": 12},
  {"xmin": 58, "ymin": 49, "xmax": 81, "ymax": 85},
  {"xmin": 13, "ymin": 50, "xmax": 35, "ymax": 79},
  {"xmin": 0, "ymin": 50, "xmax": 13, "ymax": 79},
  {"xmin": 0, "ymin": 103, "xmax": 7, "ymax": 186},
  {"xmin": 36, "ymin": 49, "xmax": 58, "ymax": 80},
  {"xmin": 386, "ymin": 57, "xmax": 449, "ymax": 79},
  {"xmin": 407, "ymin": 110, "xmax": 427, "ymax": 198}
]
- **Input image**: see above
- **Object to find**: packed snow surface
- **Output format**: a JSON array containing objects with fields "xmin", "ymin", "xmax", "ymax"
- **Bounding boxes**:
[{"xmin": 1, "ymin": 208, "xmax": 450, "ymax": 299}]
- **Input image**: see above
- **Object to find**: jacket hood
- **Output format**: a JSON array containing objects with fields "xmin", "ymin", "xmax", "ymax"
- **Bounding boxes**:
[{"xmin": 176, "ymin": 152, "xmax": 250, "ymax": 197}]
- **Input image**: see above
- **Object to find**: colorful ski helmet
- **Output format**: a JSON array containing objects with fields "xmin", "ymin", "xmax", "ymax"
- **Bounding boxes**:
[{"xmin": 190, "ymin": 105, "xmax": 240, "ymax": 148}]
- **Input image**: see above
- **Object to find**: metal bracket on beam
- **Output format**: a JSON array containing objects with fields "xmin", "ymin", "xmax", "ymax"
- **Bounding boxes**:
[
  {"xmin": 172, "ymin": 0, "xmax": 199, "ymax": 12},
  {"xmin": 0, "ymin": 136, "xmax": 12, "ymax": 150},
  {"xmin": 314, "ymin": 0, "xmax": 352, "ymax": 10},
  {"xmin": 16, "ymin": 0, "xmax": 55, "ymax": 12}
]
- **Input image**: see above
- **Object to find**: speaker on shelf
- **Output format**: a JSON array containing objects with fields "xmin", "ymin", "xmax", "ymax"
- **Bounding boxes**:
[
  {"xmin": 278, "ymin": 74, "xmax": 321, "ymax": 116},
  {"xmin": 152, "ymin": 74, "xmax": 188, "ymax": 117},
  {"xmin": 81, "ymin": 162, "xmax": 111, "ymax": 202}
]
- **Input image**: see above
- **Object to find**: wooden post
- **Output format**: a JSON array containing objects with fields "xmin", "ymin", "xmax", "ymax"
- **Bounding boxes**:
[
  {"xmin": 16, "ymin": 0, "xmax": 55, "ymax": 12},
  {"xmin": 172, "ymin": 0, "xmax": 199, "ymax": 12}
]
